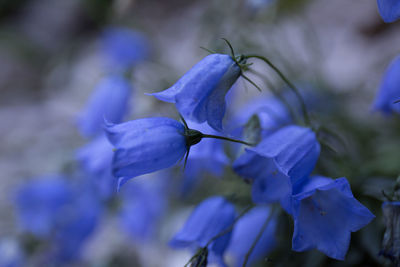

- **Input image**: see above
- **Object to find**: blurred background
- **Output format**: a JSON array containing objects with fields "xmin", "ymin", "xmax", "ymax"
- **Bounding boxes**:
[{"xmin": 1, "ymin": 0, "xmax": 400, "ymax": 266}]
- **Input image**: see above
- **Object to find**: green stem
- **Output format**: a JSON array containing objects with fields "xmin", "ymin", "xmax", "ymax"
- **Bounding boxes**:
[
  {"xmin": 201, "ymin": 134, "xmax": 254, "ymax": 146},
  {"xmin": 244, "ymin": 54, "xmax": 311, "ymax": 126},
  {"xmin": 242, "ymin": 207, "xmax": 276, "ymax": 267}
]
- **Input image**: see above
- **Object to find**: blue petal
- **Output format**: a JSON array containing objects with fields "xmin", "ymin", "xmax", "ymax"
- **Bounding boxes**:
[
  {"xmin": 78, "ymin": 75, "xmax": 131, "ymax": 137},
  {"xmin": 105, "ymin": 117, "xmax": 187, "ymax": 181},
  {"xmin": 377, "ymin": 0, "xmax": 400, "ymax": 23},
  {"xmin": 152, "ymin": 54, "xmax": 241, "ymax": 131},
  {"xmin": 227, "ymin": 206, "xmax": 277, "ymax": 267},
  {"xmin": 292, "ymin": 177, "xmax": 375, "ymax": 260},
  {"xmin": 170, "ymin": 196, "xmax": 236, "ymax": 258},
  {"xmin": 373, "ymin": 55, "xmax": 400, "ymax": 115}
]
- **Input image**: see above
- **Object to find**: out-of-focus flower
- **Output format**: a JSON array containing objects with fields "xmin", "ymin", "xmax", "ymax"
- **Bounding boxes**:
[
  {"xmin": 118, "ymin": 174, "xmax": 167, "ymax": 241},
  {"xmin": 291, "ymin": 177, "xmax": 375, "ymax": 260},
  {"xmin": 78, "ymin": 74, "xmax": 131, "ymax": 138},
  {"xmin": 15, "ymin": 176, "xmax": 72, "ymax": 237},
  {"xmin": 170, "ymin": 196, "xmax": 236, "ymax": 265},
  {"xmin": 151, "ymin": 54, "xmax": 241, "ymax": 131},
  {"xmin": 77, "ymin": 134, "xmax": 116, "ymax": 199},
  {"xmin": 233, "ymin": 125, "xmax": 320, "ymax": 212},
  {"xmin": 227, "ymin": 206, "xmax": 277, "ymax": 267},
  {"xmin": 14, "ymin": 176, "xmax": 102, "ymax": 263},
  {"xmin": 105, "ymin": 117, "xmax": 188, "ymax": 185},
  {"xmin": 373, "ymin": 55, "xmax": 400, "ymax": 115},
  {"xmin": 377, "ymin": 0, "xmax": 400, "ymax": 23},
  {"xmin": 380, "ymin": 201, "xmax": 400, "ymax": 263},
  {"xmin": 0, "ymin": 238, "xmax": 24, "ymax": 267},
  {"xmin": 101, "ymin": 27, "xmax": 149, "ymax": 71},
  {"xmin": 181, "ymin": 121, "xmax": 229, "ymax": 193}
]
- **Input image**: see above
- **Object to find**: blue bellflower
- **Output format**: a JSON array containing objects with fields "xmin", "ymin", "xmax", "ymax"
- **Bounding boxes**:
[
  {"xmin": 373, "ymin": 55, "xmax": 400, "ymax": 115},
  {"xmin": 170, "ymin": 196, "xmax": 236, "ymax": 265},
  {"xmin": 78, "ymin": 75, "xmax": 131, "ymax": 137},
  {"xmin": 77, "ymin": 134, "xmax": 116, "ymax": 199},
  {"xmin": 227, "ymin": 206, "xmax": 277, "ymax": 267},
  {"xmin": 377, "ymin": 0, "xmax": 400, "ymax": 23},
  {"xmin": 105, "ymin": 117, "xmax": 187, "ymax": 185},
  {"xmin": 233, "ymin": 125, "xmax": 320, "ymax": 212},
  {"xmin": 291, "ymin": 176, "xmax": 375, "ymax": 260},
  {"xmin": 151, "ymin": 54, "xmax": 241, "ymax": 131},
  {"xmin": 101, "ymin": 27, "xmax": 149, "ymax": 71}
]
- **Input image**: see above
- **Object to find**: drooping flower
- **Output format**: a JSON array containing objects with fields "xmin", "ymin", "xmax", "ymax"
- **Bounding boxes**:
[
  {"xmin": 291, "ymin": 176, "xmax": 375, "ymax": 260},
  {"xmin": 151, "ymin": 54, "xmax": 241, "ymax": 131},
  {"xmin": 105, "ymin": 117, "xmax": 189, "ymax": 186},
  {"xmin": 76, "ymin": 134, "xmax": 116, "ymax": 199},
  {"xmin": 100, "ymin": 27, "xmax": 149, "ymax": 71},
  {"xmin": 377, "ymin": 0, "xmax": 400, "ymax": 23},
  {"xmin": 227, "ymin": 206, "xmax": 277, "ymax": 267},
  {"xmin": 233, "ymin": 125, "xmax": 320, "ymax": 212},
  {"xmin": 373, "ymin": 55, "xmax": 400, "ymax": 115},
  {"xmin": 380, "ymin": 201, "xmax": 400, "ymax": 263},
  {"xmin": 118, "ymin": 173, "xmax": 168, "ymax": 241},
  {"xmin": 78, "ymin": 74, "xmax": 131, "ymax": 137},
  {"xmin": 170, "ymin": 196, "xmax": 236, "ymax": 265}
]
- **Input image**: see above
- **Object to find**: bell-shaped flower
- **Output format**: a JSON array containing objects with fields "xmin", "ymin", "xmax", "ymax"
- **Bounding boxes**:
[
  {"xmin": 100, "ymin": 27, "xmax": 149, "ymax": 71},
  {"xmin": 170, "ymin": 196, "xmax": 236, "ymax": 265},
  {"xmin": 151, "ymin": 54, "xmax": 241, "ymax": 131},
  {"xmin": 377, "ymin": 0, "xmax": 400, "ymax": 23},
  {"xmin": 226, "ymin": 206, "xmax": 277, "ymax": 267},
  {"xmin": 380, "ymin": 201, "xmax": 400, "ymax": 263},
  {"xmin": 77, "ymin": 134, "xmax": 116, "ymax": 199},
  {"xmin": 373, "ymin": 55, "xmax": 400, "ymax": 115},
  {"xmin": 78, "ymin": 74, "xmax": 131, "ymax": 137},
  {"xmin": 233, "ymin": 125, "xmax": 320, "ymax": 212},
  {"xmin": 291, "ymin": 176, "xmax": 375, "ymax": 260},
  {"xmin": 105, "ymin": 117, "xmax": 188, "ymax": 185}
]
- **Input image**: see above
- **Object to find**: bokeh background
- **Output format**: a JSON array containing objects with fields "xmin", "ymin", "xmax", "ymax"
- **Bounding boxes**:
[{"xmin": 1, "ymin": 0, "xmax": 400, "ymax": 266}]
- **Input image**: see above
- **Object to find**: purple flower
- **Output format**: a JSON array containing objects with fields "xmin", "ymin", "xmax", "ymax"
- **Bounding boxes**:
[
  {"xmin": 377, "ymin": 0, "xmax": 400, "ymax": 23},
  {"xmin": 233, "ymin": 125, "xmax": 320, "ymax": 212},
  {"xmin": 227, "ymin": 206, "xmax": 277, "ymax": 267},
  {"xmin": 105, "ymin": 117, "xmax": 187, "ymax": 185},
  {"xmin": 291, "ymin": 176, "xmax": 375, "ymax": 260},
  {"xmin": 78, "ymin": 75, "xmax": 131, "ymax": 137},
  {"xmin": 101, "ymin": 27, "xmax": 149, "ymax": 70},
  {"xmin": 151, "ymin": 54, "xmax": 241, "ymax": 131},
  {"xmin": 170, "ymin": 196, "xmax": 236, "ymax": 265},
  {"xmin": 373, "ymin": 55, "xmax": 400, "ymax": 115}
]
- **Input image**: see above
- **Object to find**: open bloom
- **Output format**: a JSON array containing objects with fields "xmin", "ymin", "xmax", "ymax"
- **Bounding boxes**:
[
  {"xmin": 170, "ymin": 196, "xmax": 236, "ymax": 265},
  {"xmin": 105, "ymin": 117, "xmax": 188, "ymax": 185},
  {"xmin": 233, "ymin": 125, "xmax": 320, "ymax": 212},
  {"xmin": 377, "ymin": 0, "xmax": 400, "ymax": 23},
  {"xmin": 291, "ymin": 176, "xmax": 375, "ymax": 260},
  {"xmin": 151, "ymin": 54, "xmax": 241, "ymax": 131},
  {"xmin": 78, "ymin": 75, "xmax": 131, "ymax": 137},
  {"xmin": 373, "ymin": 55, "xmax": 400, "ymax": 115}
]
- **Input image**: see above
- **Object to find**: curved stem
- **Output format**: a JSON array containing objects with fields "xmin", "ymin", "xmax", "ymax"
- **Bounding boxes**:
[
  {"xmin": 242, "ymin": 207, "xmax": 276, "ymax": 267},
  {"xmin": 201, "ymin": 134, "xmax": 254, "ymax": 146},
  {"xmin": 244, "ymin": 54, "xmax": 311, "ymax": 125}
]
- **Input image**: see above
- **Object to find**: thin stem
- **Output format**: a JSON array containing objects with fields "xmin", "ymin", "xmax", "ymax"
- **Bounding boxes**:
[
  {"xmin": 394, "ymin": 99, "xmax": 400, "ymax": 104},
  {"xmin": 183, "ymin": 147, "xmax": 190, "ymax": 171},
  {"xmin": 201, "ymin": 134, "xmax": 254, "ymax": 146},
  {"xmin": 200, "ymin": 46, "xmax": 217, "ymax": 54},
  {"xmin": 244, "ymin": 54, "xmax": 311, "ymax": 125},
  {"xmin": 242, "ymin": 207, "xmax": 276, "ymax": 267},
  {"xmin": 222, "ymin": 38, "xmax": 236, "ymax": 59},
  {"xmin": 241, "ymin": 73, "xmax": 262, "ymax": 92},
  {"xmin": 179, "ymin": 113, "xmax": 189, "ymax": 130}
]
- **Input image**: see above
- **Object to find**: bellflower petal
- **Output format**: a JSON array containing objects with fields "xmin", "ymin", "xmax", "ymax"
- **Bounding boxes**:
[
  {"xmin": 227, "ymin": 206, "xmax": 277, "ymax": 267},
  {"xmin": 78, "ymin": 75, "xmax": 131, "ymax": 137},
  {"xmin": 377, "ymin": 0, "xmax": 400, "ymax": 23},
  {"xmin": 373, "ymin": 55, "xmax": 400, "ymax": 115},
  {"xmin": 105, "ymin": 117, "xmax": 187, "ymax": 183},
  {"xmin": 233, "ymin": 125, "xmax": 320, "ymax": 212},
  {"xmin": 292, "ymin": 177, "xmax": 375, "ymax": 260},
  {"xmin": 151, "ymin": 54, "xmax": 241, "ymax": 131},
  {"xmin": 101, "ymin": 27, "xmax": 149, "ymax": 70},
  {"xmin": 170, "ymin": 196, "xmax": 236, "ymax": 263}
]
